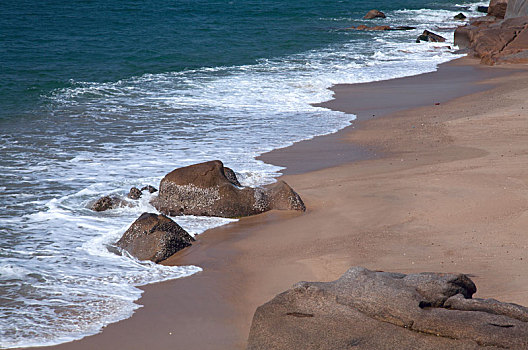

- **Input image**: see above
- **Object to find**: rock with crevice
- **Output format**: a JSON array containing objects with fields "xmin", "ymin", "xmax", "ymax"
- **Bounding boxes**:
[
  {"xmin": 454, "ymin": 15, "xmax": 528, "ymax": 64},
  {"xmin": 247, "ymin": 267, "xmax": 528, "ymax": 350},
  {"xmin": 151, "ymin": 160, "xmax": 305, "ymax": 218},
  {"xmin": 115, "ymin": 212, "xmax": 194, "ymax": 263}
]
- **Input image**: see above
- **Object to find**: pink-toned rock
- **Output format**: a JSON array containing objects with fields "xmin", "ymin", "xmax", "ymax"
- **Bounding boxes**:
[
  {"xmin": 455, "ymin": 16, "xmax": 528, "ymax": 65},
  {"xmin": 489, "ymin": 0, "xmax": 509, "ymax": 18}
]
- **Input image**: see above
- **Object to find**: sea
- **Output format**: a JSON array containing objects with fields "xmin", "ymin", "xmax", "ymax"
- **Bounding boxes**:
[{"xmin": 0, "ymin": 0, "xmax": 486, "ymax": 347}]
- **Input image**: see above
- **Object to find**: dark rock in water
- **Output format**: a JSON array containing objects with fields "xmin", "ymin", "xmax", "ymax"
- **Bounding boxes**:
[
  {"xmin": 416, "ymin": 30, "xmax": 446, "ymax": 43},
  {"xmin": 223, "ymin": 166, "xmax": 241, "ymax": 187},
  {"xmin": 454, "ymin": 12, "xmax": 467, "ymax": 20},
  {"xmin": 389, "ymin": 26, "xmax": 416, "ymax": 31},
  {"xmin": 488, "ymin": 0, "xmax": 508, "ymax": 19},
  {"xmin": 363, "ymin": 9, "xmax": 386, "ymax": 19},
  {"xmin": 128, "ymin": 187, "xmax": 142, "ymax": 200},
  {"xmin": 478, "ymin": 5, "xmax": 489, "ymax": 13},
  {"xmin": 151, "ymin": 160, "xmax": 305, "ymax": 218},
  {"xmin": 90, "ymin": 196, "xmax": 128, "ymax": 212},
  {"xmin": 141, "ymin": 185, "xmax": 158, "ymax": 193},
  {"xmin": 115, "ymin": 212, "xmax": 194, "ymax": 263},
  {"xmin": 247, "ymin": 267, "xmax": 528, "ymax": 350}
]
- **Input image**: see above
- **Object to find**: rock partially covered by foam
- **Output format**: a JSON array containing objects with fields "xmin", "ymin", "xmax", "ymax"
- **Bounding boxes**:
[
  {"xmin": 116, "ymin": 212, "xmax": 194, "ymax": 263},
  {"xmin": 247, "ymin": 267, "xmax": 528, "ymax": 349},
  {"xmin": 90, "ymin": 195, "xmax": 129, "ymax": 212},
  {"xmin": 151, "ymin": 160, "xmax": 305, "ymax": 218}
]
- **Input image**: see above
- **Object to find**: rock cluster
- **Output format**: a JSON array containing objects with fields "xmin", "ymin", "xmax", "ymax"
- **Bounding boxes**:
[
  {"xmin": 151, "ymin": 160, "xmax": 305, "ymax": 218},
  {"xmin": 455, "ymin": 16, "xmax": 528, "ymax": 64},
  {"xmin": 247, "ymin": 267, "xmax": 528, "ymax": 349},
  {"xmin": 455, "ymin": 0, "xmax": 528, "ymax": 64},
  {"xmin": 115, "ymin": 212, "xmax": 194, "ymax": 263}
]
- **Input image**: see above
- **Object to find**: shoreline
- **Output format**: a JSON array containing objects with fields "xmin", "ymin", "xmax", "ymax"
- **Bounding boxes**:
[{"xmin": 38, "ymin": 57, "xmax": 528, "ymax": 350}]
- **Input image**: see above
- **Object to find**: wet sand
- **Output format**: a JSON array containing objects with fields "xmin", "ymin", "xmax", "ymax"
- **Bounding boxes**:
[{"xmin": 41, "ymin": 57, "xmax": 528, "ymax": 350}]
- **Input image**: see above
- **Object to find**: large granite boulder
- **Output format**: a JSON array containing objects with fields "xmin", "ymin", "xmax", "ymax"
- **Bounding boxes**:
[
  {"xmin": 115, "ymin": 212, "xmax": 194, "ymax": 263},
  {"xmin": 489, "ymin": 0, "xmax": 509, "ymax": 18},
  {"xmin": 454, "ymin": 16, "xmax": 528, "ymax": 64},
  {"xmin": 151, "ymin": 160, "xmax": 305, "ymax": 218},
  {"xmin": 247, "ymin": 267, "xmax": 528, "ymax": 349},
  {"xmin": 363, "ymin": 10, "xmax": 386, "ymax": 19},
  {"xmin": 506, "ymin": 0, "xmax": 528, "ymax": 18}
]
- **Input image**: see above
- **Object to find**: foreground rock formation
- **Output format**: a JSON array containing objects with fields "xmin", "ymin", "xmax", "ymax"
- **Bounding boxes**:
[
  {"xmin": 455, "ymin": 0, "xmax": 528, "ymax": 64},
  {"xmin": 247, "ymin": 267, "xmax": 528, "ymax": 349},
  {"xmin": 116, "ymin": 212, "xmax": 194, "ymax": 263},
  {"xmin": 151, "ymin": 160, "xmax": 305, "ymax": 218}
]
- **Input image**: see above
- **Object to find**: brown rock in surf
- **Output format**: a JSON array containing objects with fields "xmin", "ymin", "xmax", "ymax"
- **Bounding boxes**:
[{"xmin": 151, "ymin": 160, "xmax": 305, "ymax": 218}]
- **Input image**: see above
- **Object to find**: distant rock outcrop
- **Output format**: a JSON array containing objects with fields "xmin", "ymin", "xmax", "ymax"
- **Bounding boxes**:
[
  {"xmin": 128, "ymin": 187, "xmax": 142, "ymax": 200},
  {"xmin": 247, "ymin": 267, "xmax": 528, "ymax": 350},
  {"xmin": 363, "ymin": 10, "xmax": 386, "ymax": 19},
  {"xmin": 115, "ymin": 212, "xmax": 194, "ymax": 263},
  {"xmin": 454, "ymin": 12, "xmax": 467, "ymax": 20},
  {"xmin": 151, "ymin": 160, "xmax": 305, "ymax": 218},
  {"xmin": 455, "ymin": 16, "xmax": 528, "ymax": 64}
]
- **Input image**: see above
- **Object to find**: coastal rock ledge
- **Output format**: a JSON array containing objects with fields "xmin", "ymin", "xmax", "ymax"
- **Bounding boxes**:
[
  {"xmin": 151, "ymin": 160, "xmax": 305, "ymax": 218},
  {"xmin": 247, "ymin": 267, "xmax": 528, "ymax": 350}
]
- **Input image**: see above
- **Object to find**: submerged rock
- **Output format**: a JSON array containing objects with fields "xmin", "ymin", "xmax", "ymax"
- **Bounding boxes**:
[
  {"xmin": 151, "ymin": 160, "xmax": 305, "ymax": 218},
  {"xmin": 128, "ymin": 187, "xmax": 142, "ymax": 200},
  {"xmin": 363, "ymin": 9, "xmax": 386, "ymax": 19},
  {"xmin": 416, "ymin": 30, "xmax": 446, "ymax": 43},
  {"xmin": 90, "ymin": 196, "xmax": 129, "ymax": 212},
  {"xmin": 247, "ymin": 267, "xmax": 528, "ymax": 349},
  {"xmin": 115, "ymin": 212, "xmax": 194, "ymax": 263}
]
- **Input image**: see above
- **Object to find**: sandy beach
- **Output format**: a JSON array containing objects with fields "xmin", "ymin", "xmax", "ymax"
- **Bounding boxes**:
[{"xmin": 39, "ymin": 57, "xmax": 528, "ymax": 350}]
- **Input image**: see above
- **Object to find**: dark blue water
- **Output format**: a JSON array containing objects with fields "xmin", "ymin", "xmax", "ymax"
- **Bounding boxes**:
[
  {"xmin": 2, "ymin": 0, "xmax": 471, "ymax": 121},
  {"xmin": 0, "ymin": 0, "xmax": 485, "ymax": 348}
]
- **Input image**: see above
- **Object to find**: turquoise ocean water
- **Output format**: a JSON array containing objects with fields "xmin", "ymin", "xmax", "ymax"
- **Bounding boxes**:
[{"xmin": 0, "ymin": 0, "xmax": 485, "ymax": 347}]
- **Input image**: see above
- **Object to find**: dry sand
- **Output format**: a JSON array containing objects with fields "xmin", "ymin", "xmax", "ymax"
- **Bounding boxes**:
[{"xmin": 42, "ymin": 57, "xmax": 528, "ymax": 350}]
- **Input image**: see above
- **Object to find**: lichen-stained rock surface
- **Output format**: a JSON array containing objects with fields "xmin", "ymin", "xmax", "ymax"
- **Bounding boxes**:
[
  {"xmin": 247, "ymin": 267, "xmax": 528, "ymax": 350},
  {"xmin": 115, "ymin": 212, "xmax": 194, "ymax": 263},
  {"xmin": 151, "ymin": 160, "xmax": 305, "ymax": 218}
]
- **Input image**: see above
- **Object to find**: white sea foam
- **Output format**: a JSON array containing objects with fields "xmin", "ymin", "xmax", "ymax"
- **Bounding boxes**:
[{"xmin": 0, "ymin": 2, "xmax": 485, "ymax": 348}]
